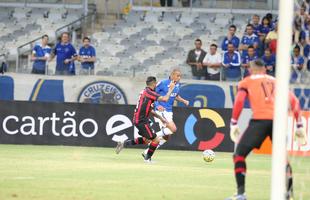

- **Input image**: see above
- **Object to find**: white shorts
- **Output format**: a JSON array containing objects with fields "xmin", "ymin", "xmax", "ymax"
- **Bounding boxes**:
[{"xmin": 154, "ymin": 110, "xmax": 174, "ymax": 127}]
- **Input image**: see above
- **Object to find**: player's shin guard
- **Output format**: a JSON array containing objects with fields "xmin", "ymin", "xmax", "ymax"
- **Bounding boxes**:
[
  {"xmin": 286, "ymin": 162, "xmax": 293, "ymax": 199},
  {"xmin": 233, "ymin": 154, "xmax": 247, "ymax": 195},
  {"xmin": 125, "ymin": 137, "xmax": 146, "ymax": 146},
  {"xmin": 146, "ymin": 142, "xmax": 158, "ymax": 159}
]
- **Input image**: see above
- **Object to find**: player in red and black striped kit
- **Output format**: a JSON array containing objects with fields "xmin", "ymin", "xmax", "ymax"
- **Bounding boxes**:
[{"xmin": 115, "ymin": 76, "xmax": 175, "ymax": 162}]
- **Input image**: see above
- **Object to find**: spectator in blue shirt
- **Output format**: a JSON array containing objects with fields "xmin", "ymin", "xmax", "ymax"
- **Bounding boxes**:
[
  {"xmin": 265, "ymin": 13, "xmax": 276, "ymax": 30},
  {"xmin": 303, "ymin": 42, "xmax": 310, "ymax": 70},
  {"xmin": 51, "ymin": 32, "xmax": 77, "ymax": 75},
  {"xmin": 31, "ymin": 35, "xmax": 51, "ymax": 74},
  {"xmin": 291, "ymin": 45, "xmax": 305, "ymax": 82},
  {"xmin": 262, "ymin": 48, "xmax": 276, "ymax": 76},
  {"xmin": 258, "ymin": 16, "xmax": 272, "ymax": 42},
  {"xmin": 78, "ymin": 37, "xmax": 96, "ymax": 75},
  {"xmin": 241, "ymin": 45, "xmax": 258, "ymax": 77},
  {"xmin": 221, "ymin": 25, "xmax": 240, "ymax": 51},
  {"xmin": 222, "ymin": 42, "xmax": 241, "ymax": 81},
  {"xmin": 240, "ymin": 24, "xmax": 259, "ymax": 57},
  {"xmin": 251, "ymin": 14, "xmax": 260, "ymax": 36}
]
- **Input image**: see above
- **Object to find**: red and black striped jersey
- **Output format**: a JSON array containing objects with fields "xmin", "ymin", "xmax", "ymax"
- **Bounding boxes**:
[{"xmin": 133, "ymin": 87, "xmax": 160, "ymax": 124}]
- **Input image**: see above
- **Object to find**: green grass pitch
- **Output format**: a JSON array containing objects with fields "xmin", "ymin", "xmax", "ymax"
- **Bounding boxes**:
[{"xmin": 0, "ymin": 144, "xmax": 309, "ymax": 200}]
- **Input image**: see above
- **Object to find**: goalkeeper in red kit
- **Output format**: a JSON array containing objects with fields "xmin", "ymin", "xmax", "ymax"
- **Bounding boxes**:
[{"xmin": 225, "ymin": 59, "xmax": 307, "ymax": 200}]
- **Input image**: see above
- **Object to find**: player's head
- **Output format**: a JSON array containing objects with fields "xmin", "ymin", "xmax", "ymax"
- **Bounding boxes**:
[
  {"xmin": 300, "ymin": 6, "xmax": 306, "ymax": 14},
  {"xmin": 247, "ymin": 45, "xmax": 255, "ymax": 56},
  {"xmin": 60, "ymin": 32, "xmax": 70, "ymax": 43},
  {"xmin": 146, "ymin": 76, "xmax": 157, "ymax": 89},
  {"xmin": 246, "ymin": 24, "xmax": 254, "ymax": 35},
  {"xmin": 293, "ymin": 45, "xmax": 301, "ymax": 56},
  {"xmin": 249, "ymin": 59, "xmax": 266, "ymax": 74},
  {"xmin": 83, "ymin": 37, "xmax": 91, "ymax": 47},
  {"xmin": 170, "ymin": 68, "xmax": 181, "ymax": 83},
  {"xmin": 266, "ymin": 13, "xmax": 273, "ymax": 21},
  {"xmin": 262, "ymin": 16, "xmax": 271, "ymax": 26},
  {"xmin": 252, "ymin": 14, "xmax": 260, "ymax": 24},
  {"xmin": 264, "ymin": 48, "xmax": 272, "ymax": 57},
  {"xmin": 229, "ymin": 25, "xmax": 237, "ymax": 35},
  {"xmin": 195, "ymin": 39, "xmax": 202, "ymax": 50},
  {"xmin": 227, "ymin": 42, "xmax": 235, "ymax": 53},
  {"xmin": 210, "ymin": 43, "xmax": 217, "ymax": 54},
  {"xmin": 41, "ymin": 34, "xmax": 49, "ymax": 46}
]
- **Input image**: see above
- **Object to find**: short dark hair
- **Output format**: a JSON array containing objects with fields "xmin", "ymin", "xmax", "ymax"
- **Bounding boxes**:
[
  {"xmin": 146, "ymin": 76, "xmax": 157, "ymax": 86},
  {"xmin": 251, "ymin": 59, "xmax": 265, "ymax": 68},
  {"xmin": 210, "ymin": 43, "xmax": 218, "ymax": 48},
  {"xmin": 227, "ymin": 42, "xmax": 234, "ymax": 46},
  {"xmin": 264, "ymin": 48, "xmax": 271, "ymax": 52},
  {"xmin": 195, "ymin": 39, "xmax": 202, "ymax": 44},
  {"xmin": 83, "ymin": 36, "xmax": 90, "ymax": 42},
  {"xmin": 294, "ymin": 45, "xmax": 300, "ymax": 51},
  {"xmin": 246, "ymin": 24, "xmax": 254, "ymax": 29},
  {"xmin": 229, "ymin": 25, "xmax": 237, "ymax": 30},
  {"xmin": 42, "ymin": 34, "xmax": 49, "ymax": 39},
  {"xmin": 248, "ymin": 45, "xmax": 254, "ymax": 50},
  {"xmin": 266, "ymin": 13, "xmax": 273, "ymax": 20},
  {"xmin": 61, "ymin": 32, "xmax": 70, "ymax": 38}
]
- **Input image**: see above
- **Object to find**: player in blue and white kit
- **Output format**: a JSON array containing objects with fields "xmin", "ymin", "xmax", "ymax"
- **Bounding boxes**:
[{"xmin": 143, "ymin": 69, "xmax": 189, "ymax": 157}]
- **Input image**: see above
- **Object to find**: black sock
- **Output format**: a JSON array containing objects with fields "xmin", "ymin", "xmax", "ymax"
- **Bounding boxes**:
[
  {"xmin": 146, "ymin": 142, "xmax": 158, "ymax": 159},
  {"xmin": 234, "ymin": 155, "xmax": 247, "ymax": 195},
  {"xmin": 286, "ymin": 163, "xmax": 293, "ymax": 196},
  {"xmin": 125, "ymin": 137, "xmax": 145, "ymax": 146}
]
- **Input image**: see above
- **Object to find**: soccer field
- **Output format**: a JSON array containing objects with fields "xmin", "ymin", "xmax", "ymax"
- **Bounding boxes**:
[{"xmin": 0, "ymin": 145, "xmax": 309, "ymax": 200}]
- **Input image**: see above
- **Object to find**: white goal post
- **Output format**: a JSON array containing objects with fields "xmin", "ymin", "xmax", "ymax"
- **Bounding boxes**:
[{"xmin": 271, "ymin": 0, "xmax": 294, "ymax": 199}]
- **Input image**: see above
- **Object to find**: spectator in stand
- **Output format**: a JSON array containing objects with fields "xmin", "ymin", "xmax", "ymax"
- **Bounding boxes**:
[
  {"xmin": 302, "ymin": 0, "xmax": 310, "ymax": 14},
  {"xmin": 239, "ymin": 24, "xmax": 259, "ymax": 57},
  {"xmin": 291, "ymin": 45, "xmax": 305, "ymax": 82},
  {"xmin": 222, "ymin": 42, "xmax": 241, "ymax": 81},
  {"xmin": 262, "ymin": 48, "xmax": 276, "ymax": 76},
  {"xmin": 241, "ymin": 45, "xmax": 258, "ymax": 77},
  {"xmin": 258, "ymin": 16, "xmax": 272, "ymax": 43},
  {"xmin": 265, "ymin": 23, "xmax": 278, "ymax": 45},
  {"xmin": 221, "ymin": 25, "xmax": 240, "ymax": 51},
  {"xmin": 265, "ymin": 13, "xmax": 276, "ymax": 29},
  {"xmin": 202, "ymin": 44, "xmax": 222, "ymax": 81},
  {"xmin": 51, "ymin": 32, "xmax": 77, "ymax": 75},
  {"xmin": 299, "ymin": 18, "xmax": 310, "ymax": 46},
  {"xmin": 186, "ymin": 39, "xmax": 207, "ymax": 80},
  {"xmin": 78, "ymin": 37, "xmax": 96, "ymax": 75},
  {"xmin": 251, "ymin": 14, "xmax": 261, "ymax": 36},
  {"xmin": 31, "ymin": 34, "xmax": 51, "ymax": 74},
  {"xmin": 303, "ymin": 39, "xmax": 310, "ymax": 70},
  {"xmin": 294, "ymin": 6, "xmax": 308, "ymax": 44},
  {"xmin": 269, "ymin": 39, "xmax": 277, "ymax": 54}
]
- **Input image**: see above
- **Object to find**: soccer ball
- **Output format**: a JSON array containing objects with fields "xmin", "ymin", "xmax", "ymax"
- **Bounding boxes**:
[{"xmin": 202, "ymin": 149, "xmax": 215, "ymax": 162}]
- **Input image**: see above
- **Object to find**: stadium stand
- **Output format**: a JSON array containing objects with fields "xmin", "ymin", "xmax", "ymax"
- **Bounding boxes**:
[{"xmin": 0, "ymin": 0, "xmax": 309, "ymax": 84}]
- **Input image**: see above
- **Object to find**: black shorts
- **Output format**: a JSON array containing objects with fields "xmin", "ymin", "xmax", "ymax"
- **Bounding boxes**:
[
  {"xmin": 238, "ymin": 119, "xmax": 273, "ymax": 149},
  {"xmin": 135, "ymin": 122, "xmax": 157, "ymax": 140}
]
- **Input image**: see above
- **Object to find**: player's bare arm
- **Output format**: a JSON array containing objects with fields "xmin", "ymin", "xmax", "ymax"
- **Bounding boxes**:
[{"xmin": 175, "ymin": 95, "xmax": 189, "ymax": 106}]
